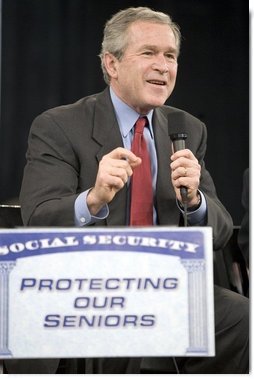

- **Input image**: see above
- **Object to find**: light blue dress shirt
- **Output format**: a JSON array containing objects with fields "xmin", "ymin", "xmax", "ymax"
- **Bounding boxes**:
[{"xmin": 74, "ymin": 87, "xmax": 206, "ymax": 226}]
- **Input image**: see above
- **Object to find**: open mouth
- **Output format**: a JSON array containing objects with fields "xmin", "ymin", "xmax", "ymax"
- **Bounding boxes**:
[{"xmin": 147, "ymin": 80, "xmax": 166, "ymax": 86}]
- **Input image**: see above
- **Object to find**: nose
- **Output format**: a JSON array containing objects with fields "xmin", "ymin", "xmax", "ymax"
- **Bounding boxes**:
[{"xmin": 151, "ymin": 54, "xmax": 169, "ymax": 74}]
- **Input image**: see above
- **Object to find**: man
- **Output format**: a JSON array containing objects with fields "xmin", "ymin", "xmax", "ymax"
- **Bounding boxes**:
[{"xmin": 6, "ymin": 6, "xmax": 248, "ymax": 374}]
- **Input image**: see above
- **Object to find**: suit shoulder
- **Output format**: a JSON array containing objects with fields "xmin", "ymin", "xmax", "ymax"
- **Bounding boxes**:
[
  {"xmin": 37, "ymin": 92, "xmax": 100, "ymax": 122},
  {"xmin": 158, "ymin": 105, "xmax": 207, "ymax": 149},
  {"xmin": 161, "ymin": 105, "xmax": 205, "ymax": 127}
]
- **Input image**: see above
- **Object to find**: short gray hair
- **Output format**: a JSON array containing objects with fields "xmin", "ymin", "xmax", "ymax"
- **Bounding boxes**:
[{"xmin": 99, "ymin": 7, "xmax": 181, "ymax": 84}]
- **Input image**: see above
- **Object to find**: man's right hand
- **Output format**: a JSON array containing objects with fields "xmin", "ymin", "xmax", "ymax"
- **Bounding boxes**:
[{"xmin": 87, "ymin": 147, "xmax": 141, "ymax": 215}]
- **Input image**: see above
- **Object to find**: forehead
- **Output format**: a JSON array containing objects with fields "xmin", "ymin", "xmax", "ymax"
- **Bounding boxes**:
[{"xmin": 127, "ymin": 21, "xmax": 177, "ymax": 48}]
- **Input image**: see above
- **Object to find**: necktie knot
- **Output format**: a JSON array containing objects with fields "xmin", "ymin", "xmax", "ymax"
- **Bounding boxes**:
[{"xmin": 134, "ymin": 117, "xmax": 147, "ymax": 134}]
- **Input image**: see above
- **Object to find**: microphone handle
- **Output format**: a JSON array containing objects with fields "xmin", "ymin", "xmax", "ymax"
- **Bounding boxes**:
[
  {"xmin": 172, "ymin": 139, "xmax": 186, "ymax": 152},
  {"xmin": 172, "ymin": 140, "xmax": 188, "ymax": 203},
  {"xmin": 180, "ymin": 186, "xmax": 188, "ymax": 202}
]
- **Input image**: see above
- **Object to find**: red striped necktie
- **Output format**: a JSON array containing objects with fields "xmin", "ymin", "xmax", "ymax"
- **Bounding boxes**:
[{"xmin": 129, "ymin": 117, "xmax": 153, "ymax": 226}]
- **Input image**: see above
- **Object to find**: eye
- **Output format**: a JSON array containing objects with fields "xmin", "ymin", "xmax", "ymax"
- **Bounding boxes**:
[
  {"xmin": 165, "ymin": 53, "xmax": 177, "ymax": 61},
  {"xmin": 142, "ymin": 50, "xmax": 154, "ymax": 56}
]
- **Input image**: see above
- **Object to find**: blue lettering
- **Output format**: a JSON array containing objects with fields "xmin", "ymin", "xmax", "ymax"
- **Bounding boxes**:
[
  {"xmin": 20, "ymin": 278, "xmax": 36, "ymax": 291},
  {"xmin": 89, "ymin": 278, "xmax": 103, "ymax": 290},
  {"xmin": 105, "ymin": 315, "xmax": 120, "ymax": 327},
  {"xmin": 105, "ymin": 278, "xmax": 120, "ymax": 290},
  {"xmin": 122, "ymin": 315, "xmax": 138, "ymax": 326},
  {"xmin": 63, "ymin": 315, "xmax": 77, "ymax": 327},
  {"xmin": 110, "ymin": 297, "xmax": 125, "ymax": 308},
  {"xmin": 79, "ymin": 315, "xmax": 97, "ymax": 327},
  {"xmin": 74, "ymin": 297, "xmax": 90, "ymax": 308},
  {"xmin": 44, "ymin": 314, "xmax": 60, "ymax": 327},
  {"xmin": 74, "ymin": 296, "xmax": 125, "ymax": 309},
  {"xmin": 56, "ymin": 279, "xmax": 72, "ymax": 290},
  {"xmin": 140, "ymin": 315, "xmax": 156, "ymax": 326},
  {"xmin": 163, "ymin": 278, "xmax": 178, "ymax": 289},
  {"xmin": 39, "ymin": 279, "xmax": 53, "ymax": 290}
]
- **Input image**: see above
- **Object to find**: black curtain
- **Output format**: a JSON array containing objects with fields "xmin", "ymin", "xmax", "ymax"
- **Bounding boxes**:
[{"xmin": 0, "ymin": 0, "xmax": 248, "ymax": 224}]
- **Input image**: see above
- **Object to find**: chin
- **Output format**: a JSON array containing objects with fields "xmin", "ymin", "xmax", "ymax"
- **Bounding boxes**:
[
  {"xmin": 137, "ymin": 95, "xmax": 167, "ymax": 113},
  {"xmin": 148, "ymin": 93, "xmax": 168, "ymax": 107},
  {"xmin": 150, "ymin": 99, "xmax": 167, "ymax": 108}
]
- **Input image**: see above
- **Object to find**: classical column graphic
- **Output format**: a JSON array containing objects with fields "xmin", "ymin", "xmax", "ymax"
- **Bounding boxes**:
[
  {"xmin": 182, "ymin": 259, "xmax": 208, "ymax": 353},
  {"xmin": 0, "ymin": 261, "xmax": 15, "ymax": 356}
]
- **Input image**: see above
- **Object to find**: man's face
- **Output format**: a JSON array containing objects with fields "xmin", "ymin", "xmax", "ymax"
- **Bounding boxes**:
[{"xmin": 109, "ymin": 21, "xmax": 178, "ymax": 114}]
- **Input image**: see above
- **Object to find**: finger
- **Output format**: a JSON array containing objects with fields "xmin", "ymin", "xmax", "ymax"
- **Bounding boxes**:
[
  {"xmin": 98, "ymin": 173, "xmax": 126, "ymax": 193},
  {"xmin": 171, "ymin": 166, "xmax": 185, "ymax": 181},
  {"xmin": 172, "ymin": 171, "xmax": 200, "ymax": 191},
  {"xmin": 109, "ymin": 147, "xmax": 141, "ymax": 166},
  {"xmin": 171, "ymin": 149, "xmax": 196, "ymax": 162},
  {"xmin": 104, "ymin": 156, "xmax": 139, "ymax": 179},
  {"xmin": 170, "ymin": 157, "xmax": 200, "ymax": 173},
  {"xmin": 107, "ymin": 175, "xmax": 127, "ymax": 189},
  {"xmin": 108, "ymin": 166, "xmax": 130, "ymax": 184}
]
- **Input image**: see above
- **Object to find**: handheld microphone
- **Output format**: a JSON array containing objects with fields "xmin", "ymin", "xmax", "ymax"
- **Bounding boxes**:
[{"xmin": 168, "ymin": 114, "xmax": 188, "ymax": 203}]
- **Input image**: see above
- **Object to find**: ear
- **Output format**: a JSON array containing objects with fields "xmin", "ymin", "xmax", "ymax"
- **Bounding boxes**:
[{"xmin": 103, "ymin": 52, "xmax": 118, "ymax": 79}]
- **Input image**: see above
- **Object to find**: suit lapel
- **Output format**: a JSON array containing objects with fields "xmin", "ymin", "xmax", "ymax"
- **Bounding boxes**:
[
  {"xmin": 92, "ymin": 88, "xmax": 123, "ymax": 159},
  {"xmin": 92, "ymin": 88, "xmax": 128, "ymax": 226}
]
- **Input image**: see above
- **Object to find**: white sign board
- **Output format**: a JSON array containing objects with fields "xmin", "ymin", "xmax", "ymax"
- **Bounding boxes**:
[{"xmin": 0, "ymin": 227, "xmax": 215, "ymax": 358}]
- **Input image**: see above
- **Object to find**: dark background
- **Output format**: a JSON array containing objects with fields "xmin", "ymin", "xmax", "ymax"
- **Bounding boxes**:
[{"xmin": 0, "ymin": 0, "xmax": 248, "ymax": 225}]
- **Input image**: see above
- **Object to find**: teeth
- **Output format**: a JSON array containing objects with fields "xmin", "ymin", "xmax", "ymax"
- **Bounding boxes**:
[{"xmin": 149, "ymin": 80, "xmax": 165, "ymax": 85}]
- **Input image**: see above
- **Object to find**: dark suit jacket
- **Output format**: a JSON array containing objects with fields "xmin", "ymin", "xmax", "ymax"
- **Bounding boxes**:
[
  {"xmin": 238, "ymin": 168, "xmax": 249, "ymax": 267},
  {"xmin": 20, "ymin": 87, "xmax": 232, "ymax": 250},
  {"xmin": 7, "ymin": 87, "xmax": 233, "ymax": 374}
]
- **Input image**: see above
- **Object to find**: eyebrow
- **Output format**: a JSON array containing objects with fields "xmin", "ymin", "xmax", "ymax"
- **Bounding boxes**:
[{"xmin": 140, "ymin": 44, "xmax": 178, "ymax": 55}]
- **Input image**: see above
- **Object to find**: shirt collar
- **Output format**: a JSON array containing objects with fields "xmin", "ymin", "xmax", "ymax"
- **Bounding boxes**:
[{"xmin": 110, "ymin": 87, "xmax": 154, "ymax": 139}]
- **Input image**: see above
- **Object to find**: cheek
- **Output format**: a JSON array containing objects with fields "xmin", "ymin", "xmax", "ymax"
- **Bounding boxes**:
[
  {"xmin": 121, "ymin": 70, "xmax": 142, "ymax": 92},
  {"xmin": 118, "ymin": 64, "xmax": 136, "ymax": 84},
  {"xmin": 170, "ymin": 65, "xmax": 178, "ymax": 80}
]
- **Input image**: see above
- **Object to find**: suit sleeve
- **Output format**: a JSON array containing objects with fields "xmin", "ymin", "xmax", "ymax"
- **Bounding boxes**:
[
  {"xmin": 20, "ymin": 112, "xmax": 80, "ymax": 226},
  {"xmin": 195, "ymin": 122, "xmax": 233, "ymax": 250}
]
